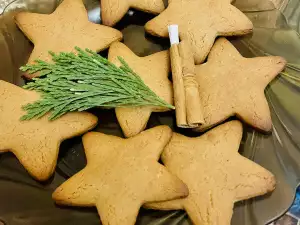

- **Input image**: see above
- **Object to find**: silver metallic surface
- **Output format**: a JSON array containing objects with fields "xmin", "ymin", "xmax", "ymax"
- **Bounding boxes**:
[{"xmin": 0, "ymin": 0, "xmax": 299, "ymax": 224}]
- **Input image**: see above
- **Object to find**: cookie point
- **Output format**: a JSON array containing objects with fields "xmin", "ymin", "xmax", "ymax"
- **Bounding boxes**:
[
  {"xmin": 144, "ymin": 126, "xmax": 173, "ymax": 143},
  {"xmin": 247, "ymin": 21, "xmax": 254, "ymax": 30},
  {"xmin": 260, "ymin": 121, "xmax": 273, "ymax": 133},
  {"xmin": 24, "ymin": 158, "xmax": 56, "ymax": 182},
  {"xmin": 115, "ymin": 30, "xmax": 124, "ymax": 40},
  {"xmin": 242, "ymin": 16, "xmax": 254, "ymax": 31},
  {"xmin": 52, "ymin": 187, "xmax": 64, "ymax": 202},
  {"xmin": 64, "ymin": 111, "xmax": 98, "ymax": 133},
  {"xmin": 14, "ymin": 11, "xmax": 27, "ymax": 20},
  {"xmin": 157, "ymin": 125, "xmax": 172, "ymax": 135},
  {"xmin": 180, "ymin": 181, "xmax": 189, "ymax": 197},
  {"xmin": 110, "ymin": 41, "xmax": 124, "ymax": 49},
  {"xmin": 274, "ymin": 56, "xmax": 287, "ymax": 67},
  {"xmin": 82, "ymin": 131, "xmax": 98, "ymax": 142},
  {"xmin": 86, "ymin": 113, "xmax": 99, "ymax": 127},
  {"xmin": 268, "ymin": 174, "xmax": 276, "ymax": 192},
  {"xmin": 29, "ymin": 167, "xmax": 53, "ymax": 182},
  {"xmin": 145, "ymin": 20, "xmax": 158, "ymax": 36},
  {"xmin": 102, "ymin": 19, "xmax": 115, "ymax": 27},
  {"xmin": 144, "ymin": 21, "xmax": 152, "ymax": 30}
]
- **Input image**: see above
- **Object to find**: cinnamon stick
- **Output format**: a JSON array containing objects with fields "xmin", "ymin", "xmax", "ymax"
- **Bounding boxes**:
[
  {"xmin": 170, "ymin": 44, "xmax": 187, "ymax": 127},
  {"xmin": 178, "ymin": 41, "xmax": 204, "ymax": 127},
  {"xmin": 168, "ymin": 25, "xmax": 204, "ymax": 128}
]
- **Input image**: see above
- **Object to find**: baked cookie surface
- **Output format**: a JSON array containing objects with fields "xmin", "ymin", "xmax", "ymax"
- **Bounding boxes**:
[
  {"xmin": 53, "ymin": 126, "xmax": 188, "ymax": 225},
  {"xmin": 146, "ymin": 121, "xmax": 276, "ymax": 225},
  {"xmin": 0, "ymin": 80, "xmax": 98, "ymax": 181},
  {"xmin": 145, "ymin": 0, "xmax": 253, "ymax": 64},
  {"xmin": 194, "ymin": 38, "xmax": 286, "ymax": 132},
  {"xmin": 15, "ymin": 0, "xmax": 122, "ymax": 78},
  {"xmin": 108, "ymin": 42, "xmax": 173, "ymax": 137},
  {"xmin": 101, "ymin": 0, "xmax": 165, "ymax": 26}
]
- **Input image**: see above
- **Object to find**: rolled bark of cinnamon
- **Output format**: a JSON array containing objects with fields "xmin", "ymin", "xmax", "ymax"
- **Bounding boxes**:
[
  {"xmin": 170, "ymin": 43, "xmax": 187, "ymax": 127},
  {"xmin": 178, "ymin": 41, "xmax": 204, "ymax": 127},
  {"xmin": 168, "ymin": 25, "xmax": 204, "ymax": 128}
]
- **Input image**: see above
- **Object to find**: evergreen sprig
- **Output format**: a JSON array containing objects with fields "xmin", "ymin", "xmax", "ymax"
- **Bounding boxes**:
[{"xmin": 21, "ymin": 47, "xmax": 174, "ymax": 121}]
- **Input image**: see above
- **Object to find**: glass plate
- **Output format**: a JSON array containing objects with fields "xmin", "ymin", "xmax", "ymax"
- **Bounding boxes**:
[{"xmin": 0, "ymin": 0, "xmax": 299, "ymax": 224}]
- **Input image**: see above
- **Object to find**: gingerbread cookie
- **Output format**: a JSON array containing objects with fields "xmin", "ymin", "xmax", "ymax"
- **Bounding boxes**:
[
  {"xmin": 146, "ymin": 121, "xmax": 276, "ymax": 225},
  {"xmin": 101, "ymin": 0, "xmax": 165, "ymax": 26},
  {"xmin": 234, "ymin": 0, "xmax": 276, "ymax": 12},
  {"xmin": 108, "ymin": 42, "xmax": 173, "ymax": 137},
  {"xmin": 0, "ymin": 80, "xmax": 98, "ymax": 181},
  {"xmin": 15, "ymin": 0, "xmax": 122, "ymax": 79},
  {"xmin": 193, "ymin": 38, "xmax": 286, "ymax": 132},
  {"xmin": 145, "ymin": 0, "xmax": 253, "ymax": 64},
  {"xmin": 53, "ymin": 126, "xmax": 189, "ymax": 225}
]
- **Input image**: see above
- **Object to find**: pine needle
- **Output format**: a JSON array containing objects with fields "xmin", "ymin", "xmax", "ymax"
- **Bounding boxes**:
[{"xmin": 21, "ymin": 47, "xmax": 174, "ymax": 121}]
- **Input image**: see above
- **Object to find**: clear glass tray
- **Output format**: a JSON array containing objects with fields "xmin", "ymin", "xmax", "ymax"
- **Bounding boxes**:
[{"xmin": 0, "ymin": 0, "xmax": 299, "ymax": 224}]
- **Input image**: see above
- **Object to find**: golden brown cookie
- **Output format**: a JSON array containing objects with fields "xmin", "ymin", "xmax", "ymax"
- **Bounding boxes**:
[
  {"xmin": 193, "ymin": 38, "xmax": 286, "ymax": 132},
  {"xmin": 101, "ymin": 0, "xmax": 165, "ymax": 26},
  {"xmin": 108, "ymin": 42, "xmax": 173, "ymax": 137},
  {"xmin": 0, "ymin": 80, "xmax": 98, "ymax": 181},
  {"xmin": 145, "ymin": 0, "xmax": 253, "ymax": 64},
  {"xmin": 234, "ymin": 0, "xmax": 276, "ymax": 11},
  {"xmin": 146, "ymin": 121, "xmax": 276, "ymax": 225},
  {"xmin": 52, "ymin": 126, "xmax": 189, "ymax": 225},
  {"xmin": 15, "ymin": 0, "xmax": 122, "ymax": 79}
]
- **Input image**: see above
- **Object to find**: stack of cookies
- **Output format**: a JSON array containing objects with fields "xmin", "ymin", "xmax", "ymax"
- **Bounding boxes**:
[{"xmin": 0, "ymin": 0, "xmax": 287, "ymax": 224}]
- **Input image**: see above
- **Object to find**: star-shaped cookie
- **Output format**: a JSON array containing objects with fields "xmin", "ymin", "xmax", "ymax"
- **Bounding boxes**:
[
  {"xmin": 15, "ymin": 0, "xmax": 122, "ymax": 79},
  {"xmin": 108, "ymin": 42, "xmax": 173, "ymax": 137},
  {"xmin": 146, "ymin": 121, "xmax": 276, "ymax": 225},
  {"xmin": 52, "ymin": 126, "xmax": 189, "ymax": 225},
  {"xmin": 101, "ymin": 0, "xmax": 165, "ymax": 26},
  {"xmin": 193, "ymin": 38, "xmax": 286, "ymax": 132},
  {"xmin": 0, "ymin": 81, "xmax": 98, "ymax": 181},
  {"xmin": 145, "ymin": 0, "xmax": 253, "ymax": 64}
]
